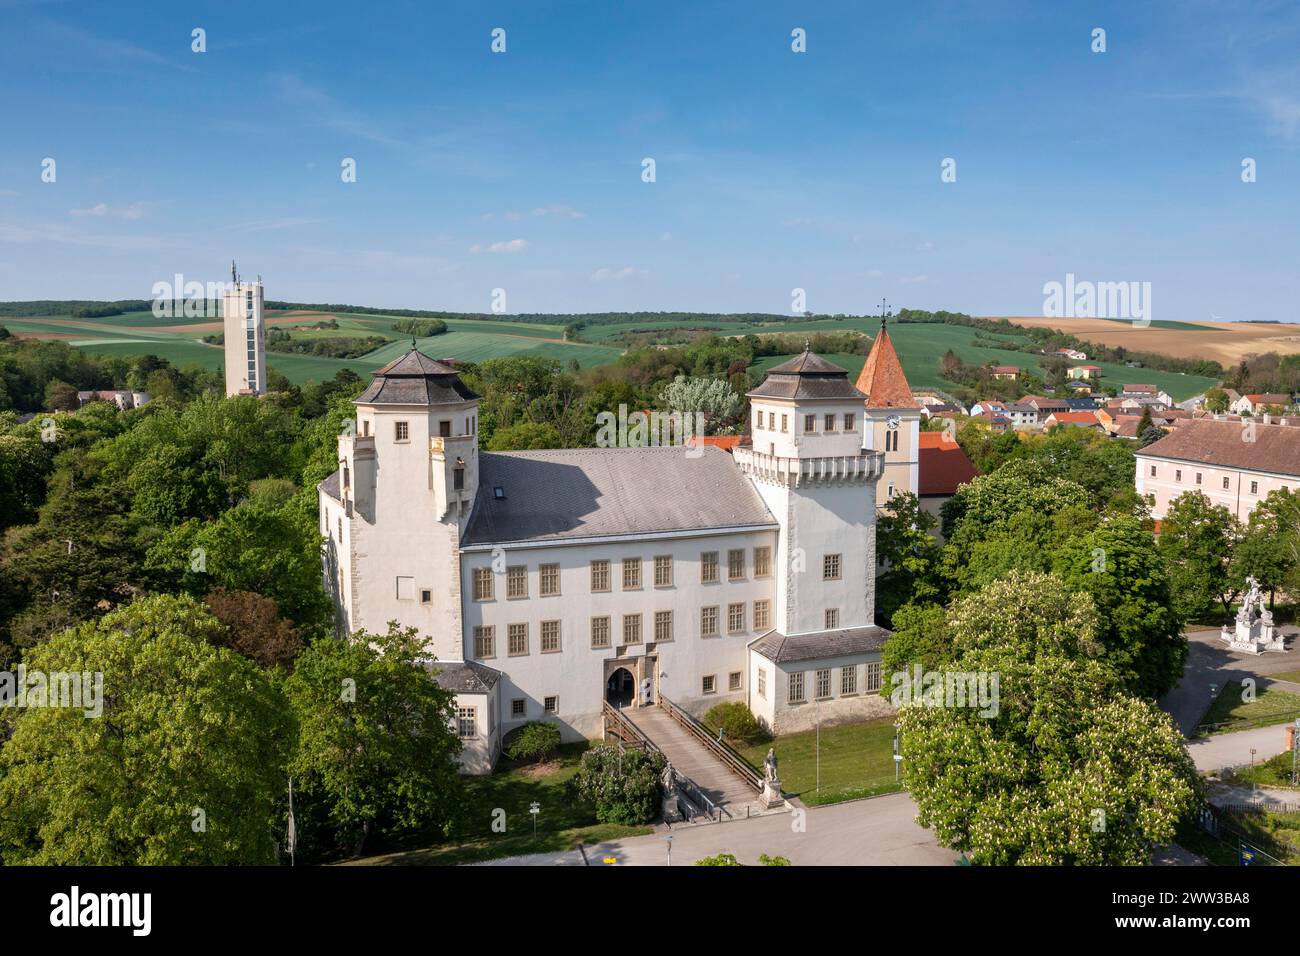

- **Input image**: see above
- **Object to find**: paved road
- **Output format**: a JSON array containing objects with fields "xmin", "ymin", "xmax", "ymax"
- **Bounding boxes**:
[
  {"xmin": 1186, "ymin": 724, "xmax": 1293, "ymax": 772},
  {"xmin": 480, "ymin": 792, "xmax": 956, "ymax": 866},
  {"xmin": 1160, "ymin": 629, "xmax": 1299, "ymax": 736}
]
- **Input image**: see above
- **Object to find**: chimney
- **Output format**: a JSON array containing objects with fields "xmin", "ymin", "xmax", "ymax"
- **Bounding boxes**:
[{"xmin": 1264, "ymin": 412, "xmax": 1272, "ymax": 425}]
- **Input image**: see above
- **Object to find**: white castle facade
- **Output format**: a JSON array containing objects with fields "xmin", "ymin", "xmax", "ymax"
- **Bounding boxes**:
[{"xmin": 318, "ymin": 330, "xmax": 920, "ymax": 773}]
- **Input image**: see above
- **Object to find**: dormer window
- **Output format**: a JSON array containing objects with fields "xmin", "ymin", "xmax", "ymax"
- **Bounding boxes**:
[{"xmin": 493, "ymin": 487, "xmax": 505, "ymax": 500}]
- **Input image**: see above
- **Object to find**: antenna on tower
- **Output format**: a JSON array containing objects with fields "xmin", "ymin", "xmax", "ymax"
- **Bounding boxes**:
[{"xmin": 231, "ymin": 260, "xmax": 238, "ymax": 285}]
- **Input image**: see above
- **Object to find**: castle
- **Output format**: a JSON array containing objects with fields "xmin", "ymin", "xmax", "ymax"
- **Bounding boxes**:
[{"xmin": 316, "ymin": 324, "xmax": 920, "ymax": 772}]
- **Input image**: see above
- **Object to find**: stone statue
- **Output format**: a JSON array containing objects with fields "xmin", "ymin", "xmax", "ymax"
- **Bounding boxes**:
[
  {"xmin": 760, "ymin": 748, "xmax": 784, "ymax": 809},
  {"xmin": 641, "ymin": 677, "xmax": 653, "ymax": 706},
  {"xmin": 764, "ymin": 747, "xmax": 780, "ymax": 785},
  {"xmin": 1222, "ymin": 574, "xmax": 1285, "ymax": 655}
]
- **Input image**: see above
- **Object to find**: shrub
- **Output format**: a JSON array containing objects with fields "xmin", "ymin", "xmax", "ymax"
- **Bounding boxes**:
[
  {"xmin": 575, "ymin": 745, "xmax": 665, "ymax": 825},
  {"xmin": 702, "ymin": 701, "xmax": 770, "ymax": 746},
  {"xmin": 504, "ymin": 721, "xmax": 561, "ymax": 764},
  {"xmin": 393, "ymin": 318, "xmax": 447, "ymax": 337},
  {"xmin": 695, "ymin": 853, "xmax": 742, "ymax": 866}
]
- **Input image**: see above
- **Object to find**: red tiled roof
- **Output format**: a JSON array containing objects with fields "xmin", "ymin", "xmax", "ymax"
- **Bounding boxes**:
[
  {"xmin": 684, "ymin": 435, "xmax": 743, "ymax": 452},
  {"xmin": 1137, "ymin": 419, "xmax": 1300, "ymax": 477},
  {"xmin": 918, "ymin": 432, "xmax": 979, "ymax": 495},
  {"xmin": 1046, "ymin": 411, "xmax": 1101, "ymax": 425},
  {"xmin": 855, "ymin": 323, "xmax": 916, "ymax": 409}
]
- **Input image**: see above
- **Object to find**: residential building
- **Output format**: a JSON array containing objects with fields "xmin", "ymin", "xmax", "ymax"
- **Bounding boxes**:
[
  {"xmin": 75, "ymin": 390, "xmax": 150, "ymax": 410},
  {"xmin": 990, "ymin": 365, "xmax": 1020, "ymax": 380},
  {"xmin": 917, "ymin": 431, "xmax": 978, "ymax": 535},
  {"xmin": 1230, "ymin": 392, "xmax": 1293, "ymax": 416},
  {"xmin": 1043, "ymin": 410, "xmax": 1103, "ymax": 430},
  {"xmin": 1067, "ymin": 364, "xmax": 1101, "ymax": 380}
]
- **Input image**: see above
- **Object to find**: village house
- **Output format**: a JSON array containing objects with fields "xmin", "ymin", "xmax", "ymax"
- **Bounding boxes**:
[
  {"xmin": 1135, "ymin": 419, "xmax": 1300, "ymax": 520},
  {"xmin": 1052, "ymin": 348, "xmax": 1088, "ymax": 361},
  {"xmin": 1067, "ymin": 364, "xmax": 1101, "ymax": 380},
  {"xmin": 989, "ymin": 365, "xmax": 1020, "ymax": 381},
  {"xmin": 1230, "ymin": 392, "xmax": 1293, "ymax": 416},
  {"xmin": 1043, "ymin": 410, "xmax": 1103, "ymax": 431},
  {"xmin": 75, "ymin": 390, "xmax": 151, "ymax": 411}
]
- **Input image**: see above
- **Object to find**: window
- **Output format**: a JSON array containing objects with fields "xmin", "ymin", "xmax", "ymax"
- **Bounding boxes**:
[
  {"xmin": 420, "ymin": 588, "xmax": 432, "ymax": 604},
  {"xmin": 701, "ymin": 551, "xmax": 719, "ymax": 584},
  {"xmin": 511, "ymin": 698, "xmax": 526, "ymax": 719},
  {"xmin": 544, "ymin": 696, "xmax": 558, "ymax": 715},
  {"xmin": 824, "ymin": 413, "xmax": 836, "ymax": 431},
  {"xmin": 396, "ymin": 576, "xmax": 415, "ymax": 600},
  {"xmin": 456, "ymin": 707, "xmax": 476, "ymax": 739},
  {"xmin": 506, "ymin": 565, "xmax": 528, "ymax": 599},
  {"xmin": 781, "ymin": 414, "xmax": 788, "ymax": 432},
  {"xmin": 754, "ymin": 546, "xmax": 772, "ymax": 578},
  {"xmin": 1223, "ymin": 476, "xmax": 1231, "ymax": 490},
  {"xmin": 453, "ymin": 467, "xmax": 464, "ymax": 491},
  {"xmin": 439, "ymin": 420, "xmax": 451, "ymax": 438},
  {"xmin": 754, "ymin": 599, "xmax": 771, "ymax": 631},
  {"xmin": 473, "ymin": 625, "xmax": 495, "ymax": 659},
  {"xmin": 540, "ymin": 620, "xmax": 561, "ymax": 653},
  {"xmin": 1175, "ymin": 469, "xmax": 1182, "ymax": 482},
  {"xmin": 395, "ymin": 421, "xmax": 410, "ymax": 442},
  {"xmin": 728, "ymin": 548, "xmax": 745, "ymax": 580},
  {"xmin": 844, "ymin": 413, "xmax": 854, "ymax": 430},
  {"xmin": 472, "ymin": 568, "xmax": 494, "ymax": 602},
  {"xmin": 755, "ymin": 410, "xmax": 763, "ymax": 430},
  {"xmin": 815, "ymin": 668, "xmax": 832, "ymax": 700},
  {"xmin": 789, "ymin": 672, "xmax": 806, "ymax": 704},
  {"xmin": 655, "ymin": 610, "xmax": 673, "ymax": 642},
  {"xmin": 823, "ymin": 554, "xmax": 842, "ymax": 581},
  {"xmin": 590, "ymin": 559, "xmax": 611, "ymax": 592},
  {"xmin": 841, "ymin": 665, "xmax": 858, "ymax": 696},
  {"xmin": 622, "ymin": 557, "xmax": 642, "ymax": 590},
  {"xmin": 702, "ymin": 675, "xmax": 716, "ymax": 695},
  {"xmin": 887, "ymin": 482, "xmax": 895, "ymax": 498},
  {"xmin": 701, "ymin": 605, "xmax": 720, "ymax": 638},
  {"xmin": 591, "ymin": 616, "xmax": 611, "ymax": 649},
  {"xmin": 804, "ymin": 414, "xmax": 816, "ymax": 432},
  {"xmin": 622, "ymin": 613, "xmax": 642, "ymax": 645},
  {"xmin": 539, "ymin": 563, "xmax": 560, "ymax": 596},
  {"xmin": 758, "ymin": 668, "xmax": 767, "ymax": 699},
  {"xmin": 1150, "ymin": 465, "xmax": 1157, "ymax": 477},
  {"xmin": 508, "ymin": 623, "xmax": 528, "ymax": 656},
  {"xmin": 825, "ymin": 608, "xmax": 841, "ymax": 629},
  {"xmin": 729, "ymin": 671, "xmax": 743, "ymax": 692},
  {"xmin": 886, "ymin": 430, "xmax": 900, "ymax": 452},
  {"xmin": 1251, "ymin": 480, "xmax": 1259, "ymax": 495},
  {"xmin": 1196, "ymin": 472, "xmax": 1203, "ymax": 485},
  {"xmin": 866, "ymin": 662, "xmax": 882, "ymax": 693},
  {"xmin": 768, "ymin": 412, "xmax": 775, "ymax": 430},
  {"xmin": 654, "ymin": 555, "xmax": 673, "ymax": 587},
  {"xmin": 728, "ymin": 602, "xmax": 746, "ymax": 633}
]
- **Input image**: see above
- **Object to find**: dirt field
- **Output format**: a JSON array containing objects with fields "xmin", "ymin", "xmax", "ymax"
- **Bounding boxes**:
[{"xmin": 990, "ymin": 316, "xmax": 1300, "ymax": 366}]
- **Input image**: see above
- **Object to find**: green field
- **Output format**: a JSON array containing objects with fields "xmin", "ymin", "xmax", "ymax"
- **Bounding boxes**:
[
  {"xmin": 1, "ymin": 307, "xmax": 1220, "ymax": 397},
  {"xmin": 750, "ymin": 321, "xmax": 1217, "ymax": 401}
]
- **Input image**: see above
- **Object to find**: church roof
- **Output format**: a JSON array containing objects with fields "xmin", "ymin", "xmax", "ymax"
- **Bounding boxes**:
[
  {"xmin": 749, "ymin": 624, "xmax": 890, "ymax": 664},
  {"xmin": 855, "ymin": 323, "xmax": 917, "ymax": 409},
  {"xmin": 355, "ymin": 347, "xmax": 480, "ymax": 406},
  {"xmin": 462, "ymin": 445, "xmax": 777, "ymax": 547},
  {"xmin": 747, "ymin": 349, "xmax": 866, "ymax": 401}
]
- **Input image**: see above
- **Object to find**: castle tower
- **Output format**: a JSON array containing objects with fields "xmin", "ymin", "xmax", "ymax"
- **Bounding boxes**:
[
  {"xmin": 736, "ymin": 350, "xmax": 883, "ymax": 634},
  {"xmin": 222, "ymin": 263, "xmax": 266, "ymax": 397},
  {"xmin": 856, "ymin": 319, "xmax": 920, "ymax": 507},
  {"xmin": 327, "ymin": 347, "xmax": 481, "ymax": 660}
]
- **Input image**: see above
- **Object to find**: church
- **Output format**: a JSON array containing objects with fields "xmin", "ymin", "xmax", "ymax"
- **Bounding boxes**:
[{"xmin": 317, "ymin": 324, "xmax": 921, "ymax": 772}]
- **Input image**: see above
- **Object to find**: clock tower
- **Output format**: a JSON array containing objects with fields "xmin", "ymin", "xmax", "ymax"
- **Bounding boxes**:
[{"xmin": 855, "ymin": 317, "xmax": 920, "ymax": 508}]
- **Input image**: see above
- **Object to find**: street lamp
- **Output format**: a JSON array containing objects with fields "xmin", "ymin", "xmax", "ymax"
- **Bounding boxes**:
[{"xmin": 666, "ymin": 834, "xmax": 673, "ymax": 867}]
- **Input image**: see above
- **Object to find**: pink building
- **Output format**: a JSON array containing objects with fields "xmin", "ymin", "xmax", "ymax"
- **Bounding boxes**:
[{"xmin": 1134, "ymin": 419, "xmax": 1300, "ymax": 520}]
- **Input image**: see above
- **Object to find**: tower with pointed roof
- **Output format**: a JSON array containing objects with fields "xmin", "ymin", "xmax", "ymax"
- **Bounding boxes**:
[
  {"xmin": 325, "ymin": 347, "xmax": 482, "ymax": 662},
  {"xmin": 855, "ymin": 319, "xmax": 920, "ymax": 508}
]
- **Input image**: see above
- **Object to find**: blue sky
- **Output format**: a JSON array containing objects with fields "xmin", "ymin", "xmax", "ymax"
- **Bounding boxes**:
[{"xmin": 1, "ymin": 0, "xmax": 1298, "ymax": 319}]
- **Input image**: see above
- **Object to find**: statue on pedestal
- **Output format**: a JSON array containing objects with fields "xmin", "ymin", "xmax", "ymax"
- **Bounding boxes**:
[{"xmin": 760, "ymin": 747, "xmax": 784, "ymax": 809}]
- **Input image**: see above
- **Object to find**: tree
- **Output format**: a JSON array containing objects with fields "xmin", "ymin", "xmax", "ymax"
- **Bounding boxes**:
[
  {"xmin": 202, "ymin": 587, "xmax": 303, "ymax": 668},
  {"xmin": 703, "ymin": 701, "xmax": 770, "ymax": 745},
  {"xmin": 1204, "ymin": 388, "xmax": 1229, "ymax": 414},
  {"xmin": 880, "ymin": 602, "xmax": 950, "ymax": 698},
  {"xmin": 1158, "ymin": 491, "xmax": 1238, "ymax": 620},
  {"xmin": 575, "ymin": 745, "xmax": 665, "ymax": 825},
  {"xmin": 284, "ymin": 623, "xmax": 463, "ymax": 857},
  {"xmin": 1052, "ymin": 516, "xmax": 1187, "ymax": 698},
  {"xmin": 485, "ymin": 421, "xmax": 563, "ymax": 451},
  {"xmin": 874, "ymin": 492, "xmax": 943, "ymax": 623},
  {"xmin": 503, "ymin": 721, "xmax": 562, "ymax": 763},
  {"xmin": 657, "ymin": 375, "xmax": 743, "ymax": 434},
  {"xmin": 898, "ymin": 573, "xmax": 1200, "ymax": 865},
  {"xmin": 0, "ymin": 595, "xmax": 291, "ymax": 864}
]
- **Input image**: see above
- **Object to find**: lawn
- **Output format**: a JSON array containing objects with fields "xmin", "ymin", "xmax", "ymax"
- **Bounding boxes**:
[
  {"xmin": 1270, "ymin": 669, "xmax": 1300, "ymax": 685},
  {"xmin": 737, "ymin": 717, "xmax": 901, "ymax": 807},
  {"xmin": 345, "ymin": 742, "xmax": 651, "ymax": 866},
  {"xmin": 1225, "ymin": 749, "xmax": 1299, "ymax": 789},
  {"xmin": 1198, "ymin": 682, "xmax": 1300, "ymax": 736}
]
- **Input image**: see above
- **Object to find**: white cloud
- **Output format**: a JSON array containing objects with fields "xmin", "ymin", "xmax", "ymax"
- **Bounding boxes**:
[
  {"xmin": 69, "ymin": 202, "xmax": 145, "ymax": 220},
  {"xmin": 470, "ymin": 238, "xmax": 529, "ymax": 254},
  {"xmin": 915, "ymin": 241, "xmax": 934, "ymax": 251},
  {"xmin": 591, "ymin": 267, "xmax": 648, "ymax": 281},
  {"xmin": 898, "ymin": 274, "xmax": 928, "ymax": 285},
  {"xmin": 864, "ymin": 268, "xmax": 884, "ymax": 279},
  {"xmin": 494, "ymin": 204, "xmax": 585, "ymax": 221}
]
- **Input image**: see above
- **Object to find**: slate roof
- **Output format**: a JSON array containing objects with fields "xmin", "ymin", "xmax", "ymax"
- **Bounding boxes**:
[
  {"xmin": 750, "ymin": 625, "xmax": 890, "ymax": 664},
  {"xmin": 355, "ymin": 348, "xmax": 481, "ymax": 406},
  {"xmin": 428, "ymin": 660, "xmax": 501, "ymax": 694},
  {"xmin": 918, "ymin": 432, "xmax": 979, "ymax": 495},
  {"xmin": 319, "ymin": 469, "xmax": 342, "ymax": 503},
  {"xmin": 854, "ymin": 323, "xmax": 917, "ymax": 408},
  {"xmin": 1138, "ymin": 419, "xmax": 1300, "ymax": 477},
  {"xmin": 748, "ymin": 350, "xmax": 865, "ymax": 401},
  {"xmin": 462, "ymin": 445, "xmax": 777, "ymax": 546}
]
